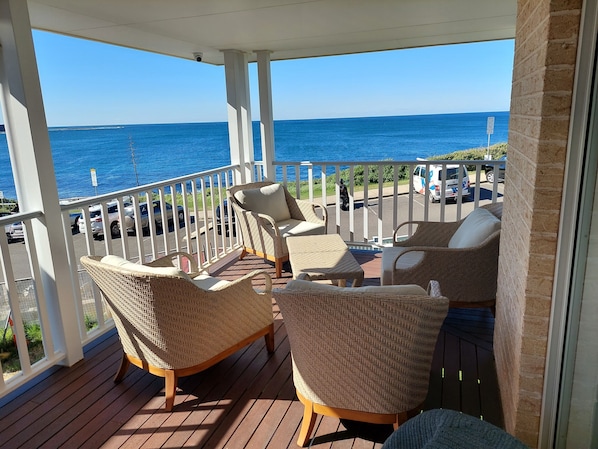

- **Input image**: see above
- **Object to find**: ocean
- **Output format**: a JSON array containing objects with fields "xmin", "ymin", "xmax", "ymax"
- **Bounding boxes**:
[{"xmin": 0, "ymin": 111, "xmax": 509, "ymax": 200}]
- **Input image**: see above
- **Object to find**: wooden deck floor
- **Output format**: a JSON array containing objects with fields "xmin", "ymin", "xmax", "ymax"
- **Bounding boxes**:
[{"xmin": 0, "ymin": 251, "xmax": 501, "ymax": 448}]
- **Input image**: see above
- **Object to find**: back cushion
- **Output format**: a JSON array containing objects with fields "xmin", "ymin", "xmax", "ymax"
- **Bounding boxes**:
[
  {"xmin": 100, "ymin": 255, "xmax": 192, "ymax": 280},
  {"xmin": 233, "ymin": 183, "xmax": 291, "ymax": 222},
  {"xmin": 448, "ymin": 207, "xmax": 501, "ymax": 249}
]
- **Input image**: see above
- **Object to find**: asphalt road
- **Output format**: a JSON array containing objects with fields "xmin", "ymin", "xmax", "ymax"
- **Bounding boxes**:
[{"xmin": 2, "ymin": 182, "xmax": 503, "ymax": 281}]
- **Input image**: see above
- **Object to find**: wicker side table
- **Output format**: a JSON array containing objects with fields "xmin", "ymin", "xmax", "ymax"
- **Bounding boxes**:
[{"xmin": 287, "ymin": 234, "xmax": 364, "ymax": 287}]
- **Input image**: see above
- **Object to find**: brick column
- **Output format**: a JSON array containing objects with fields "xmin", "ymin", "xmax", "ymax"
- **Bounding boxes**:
[{"xmin": 494, "ymin": 0, "xmax": 582, "ymax": 447}]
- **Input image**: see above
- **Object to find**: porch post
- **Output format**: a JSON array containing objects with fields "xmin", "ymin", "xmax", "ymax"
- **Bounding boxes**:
[
  {"xmin": 223, "ymin": 50, "xmax": 254, "ymax": 184},
  {"xmin": 0, "ymin": 0, "xmax": 83, "ymax": 364},
  {"xmin": 256, "ymin": 51, "xmax": 275, "ymax": 181}
]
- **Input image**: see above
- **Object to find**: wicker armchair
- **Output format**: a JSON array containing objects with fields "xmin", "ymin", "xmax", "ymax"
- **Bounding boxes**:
[
  {"xmin": 227, "ymin": 181, "xmax": 327, "ymax": 277},
  {"xmin": 80, "ymin": 253, "xmax": 274, "ymax": 411},
  {"xmin": 381, "ymin": 203, "xmax": 502, "ymax": 311},
  {"xmin": 273, "ymin": 279, "xmax": 449, "ymax": 447}
]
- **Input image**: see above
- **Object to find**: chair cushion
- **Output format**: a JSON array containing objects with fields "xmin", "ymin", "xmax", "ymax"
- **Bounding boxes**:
[
  {"xmin": 233, "ymin": 183, "xmax": 291, "ymax": 222},
  {"xmin": 381, "ymin": 247, "xmax": 425, "ymax": 285},
  {"xmin": 100, "ymin": 255, "xmax": 192, "ymax": 280},
  {"xmin": 277, "ymin": 219, "xmax": 326, "ymax": 237},
  {"xmin": 285, "ymin": 278, "xmax": 428, "ymax": 296},
  {"xmin": 448, "ymin": 207, "xmax": 501, "ymax": 249},
  {"xmin": 192, "ymin": 273, "xmax": 231, "ymax": 291}
]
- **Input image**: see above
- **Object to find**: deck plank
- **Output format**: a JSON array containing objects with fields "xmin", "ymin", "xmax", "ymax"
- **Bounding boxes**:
[{"xmin": 0, "ymin": 251, "xmax": 502, "ymax": 448}]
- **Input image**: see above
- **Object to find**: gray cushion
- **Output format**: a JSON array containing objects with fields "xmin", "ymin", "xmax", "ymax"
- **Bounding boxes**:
[
  {"xmin": 233, "ymin": 183, "xmax": 291, "ymax": 222},
  {"xmin": 381, "ymin": 246, "xmax": 425, "ymax": 285},
  {"xmin": 192, "ymin": 273, "xmax": 231, "ymax": 291},
  {"xmin": 277, "ymin": 219, "xmax": 326, "ymax": 237},
  {"xmin": 448, "ymin": 207, "xmax": 501, "ymax": 249},
  {"xmin": 382, "ymin": 409, "xmax": 529, "ymax": 449}
]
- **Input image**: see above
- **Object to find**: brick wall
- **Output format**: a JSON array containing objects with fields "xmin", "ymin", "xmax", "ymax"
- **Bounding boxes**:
[{"xmin": 495, "ymin": 0, "xmax": 582, "ymax": 447}]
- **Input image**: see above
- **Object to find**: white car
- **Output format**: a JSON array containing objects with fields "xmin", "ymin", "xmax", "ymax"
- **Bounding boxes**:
[
  {"xmin": 78, "ymin": 200, "xmax": 132, "ymax": 239},
  {"xmin": 413, "ymin": 162, "xmax": 470, "ymax": 202},
  {"xmin": 4, "ymin": 220, "xmax": 24, "ymax": 243}
]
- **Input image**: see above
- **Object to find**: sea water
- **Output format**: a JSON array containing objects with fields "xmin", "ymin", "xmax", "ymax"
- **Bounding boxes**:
[{"xmin": 0, "ymin": 111, "xmax": 508, "ymax": 200}]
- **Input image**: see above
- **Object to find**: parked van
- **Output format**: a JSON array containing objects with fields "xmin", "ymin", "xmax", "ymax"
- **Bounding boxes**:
[{"xmin": 412, "ymin": 161, "xmax": 470, "ymax": 202}]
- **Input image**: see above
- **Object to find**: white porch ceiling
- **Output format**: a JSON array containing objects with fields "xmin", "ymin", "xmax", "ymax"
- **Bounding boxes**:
[{"xmin": 27, "ymin": 0, "xmax": 516, "ymax": 65}]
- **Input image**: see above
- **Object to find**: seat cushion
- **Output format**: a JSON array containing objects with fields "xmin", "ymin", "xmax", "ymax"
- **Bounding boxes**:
[
  {"xmin": 278, "ymin": 218, "xmax": 326, "ymax": 237},
  {"xmin": 381, "ymin": 246, "xmax": 425, "ymax": 285},
  {"xmin": 285, "ymin": 278, "xmax": 428, "ymax": 296},
  {"xmin": 448, "ymin": 207, "xmax": 501, "ymax": 249},
  {"xmin": 100, "ymin": 255, "xmax": 192, "ymax": 280},
  {"xmin": 233, "ymin": 183, "xmax": 291, "ymax": 222},
  {"xmin": 192, "ymin": 273, "xmax": 231, "ymax": 291}
]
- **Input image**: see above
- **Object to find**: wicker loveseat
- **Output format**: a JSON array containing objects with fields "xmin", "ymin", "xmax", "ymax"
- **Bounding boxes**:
[
  {"xmin": 227, "ymin": 181, "xmax": 327, "ymax": 277},
  {"xmin": 381, "ymin": 203, "xmax": 502, "ymax": 311},
  {"xmin": 80, "ymin": 252, "xmax": 274, "ymax": 411},
  {"xmin": 273, "ymin": 278, "xmax": 449, "ymax": 447}
]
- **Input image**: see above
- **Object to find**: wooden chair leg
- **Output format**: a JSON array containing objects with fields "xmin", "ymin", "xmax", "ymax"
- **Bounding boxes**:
[
  {"xmin": 239, "ymin": 248, "xmax": 248, "ymax": 260},
  {"xmin": 275, "ymin": 258, "xmax": 283, "ymax": 278},
  {"xmin": 297, "ymin": 399, "xmax": 317, "ymax": 447},
  {"xmin": 164, "ymin": 370, "xmax": 178, "ymax": 412},
  {"xmin": 114, "ymin": 352, "xmax": 131, "ymax": 382},
  {"xmin": 264, "ymin": 323, "xmax": 275, "ymax": 353}
]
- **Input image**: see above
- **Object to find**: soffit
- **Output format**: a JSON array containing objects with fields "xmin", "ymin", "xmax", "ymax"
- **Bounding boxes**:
[{"xmin": 27, "ymin": 0, "xmax": 517, "ymax": 65}]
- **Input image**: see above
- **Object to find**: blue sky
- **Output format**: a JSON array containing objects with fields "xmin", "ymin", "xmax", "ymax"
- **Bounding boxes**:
[{"xmin": 28, "ymin": 31, "xmax": 514, "ymax": 127}]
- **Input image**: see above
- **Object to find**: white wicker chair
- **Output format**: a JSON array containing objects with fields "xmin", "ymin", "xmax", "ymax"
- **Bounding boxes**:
[
  {"xmin": 273, "ymin": 278, "xmax": 449, "ymax": 447},
  {"xmin": 80, "ymin": 252, "xmax": 274, "ymax": 411},
  {"xmin": 227, "ymin": 181, "xmax": 327, "ymax": 277}
]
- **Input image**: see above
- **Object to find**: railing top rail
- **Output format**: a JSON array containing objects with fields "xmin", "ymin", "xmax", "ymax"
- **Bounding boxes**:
[
  {"xmin": 272, "ymin": 159, "xmax": 498, "ymax": 165},
  {"xmin": 0, "ymin": 210, "xmax": 43, "ymax": 225},
  {"xmin": 59, "ymin": 164, "xmax": 239, "ymax": 210}
]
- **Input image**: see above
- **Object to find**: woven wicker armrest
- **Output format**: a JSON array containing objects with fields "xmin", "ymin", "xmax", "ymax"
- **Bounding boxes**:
[
  {"xmin": 145, "ymin": 251, "xmax": 203, "ymax": 277},
  {"xmin": 393, "ymin": 220, "xmax": 462, "ymax": 247},
  {"xmin": 223, "ymin": 269, "xmax": 273, "ymax": 294},
  {"xmin": 236, "ymin": 206, "xmax": 281, "ymax": 236},
  {"xmin": 293, "ymin": 198, "xmax": 328, "ymax": 226},
  {"xmin": 254, "ymin": 211, "xmax": 279, "ymax": 228}
]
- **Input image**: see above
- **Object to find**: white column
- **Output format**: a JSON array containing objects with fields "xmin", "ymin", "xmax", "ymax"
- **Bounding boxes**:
[
  {"xmin": 256, "ymin": 51, "xmax": 275, "ymax": 181},
  {"xmin": 0, "ymin": 0, "xmax": 83, "ymax": 364},
  {"xmin": 223, "ymin": 50, "xmax": 254, "ymax": 184}
]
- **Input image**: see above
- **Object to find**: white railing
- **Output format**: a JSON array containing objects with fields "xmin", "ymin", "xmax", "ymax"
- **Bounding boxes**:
[
  {"xmin": 60, "ymin": 165, "xmax": 243, "ymax": 343},
  {"xmin": 262, "ymin": 159, "xmax": 503, "ymax": 246},
  {"xmin": 0, "ymin": 158, "xmax": 504, "ymax": 397},
  {"xmin": 0, "ymin": 210, "xmax": 66, "ymax": 394}
]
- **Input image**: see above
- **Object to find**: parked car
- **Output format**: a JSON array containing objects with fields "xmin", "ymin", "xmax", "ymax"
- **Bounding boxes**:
[
  {"xmin": 4, "ymin": 220, "xmax": 24, "ymax": 243},
  {"xmin": 1, "ymin": 211, "xmax": 24, "ymax": 243},
  {"xmin": 78, "ymin": 199, "xmax": 133, "ymax": 239},
  {"xmin": 6, "ymin": 221, "xmax": 24, "ymax": 242},
  {"xmin": 412, "ymin": 161, "xmax": 470, "ymax": 202},
  {"xmin": 484, "ymin": 155, "xmax": 507, "ymax": 183},
  {"xmin": 120, "ymin": 200, "xmax": 185, "ymax": 235}
]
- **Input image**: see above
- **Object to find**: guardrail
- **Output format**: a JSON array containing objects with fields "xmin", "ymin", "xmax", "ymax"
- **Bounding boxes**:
[{"xmin": 0, "ymin": 158, "xmax": 504, "ymax": 395}]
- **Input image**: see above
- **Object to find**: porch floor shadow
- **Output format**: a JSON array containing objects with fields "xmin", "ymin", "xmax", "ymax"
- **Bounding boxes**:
[{"xmin": 0, "ymin": 251, "xmax": 502, "ymax": 448}]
